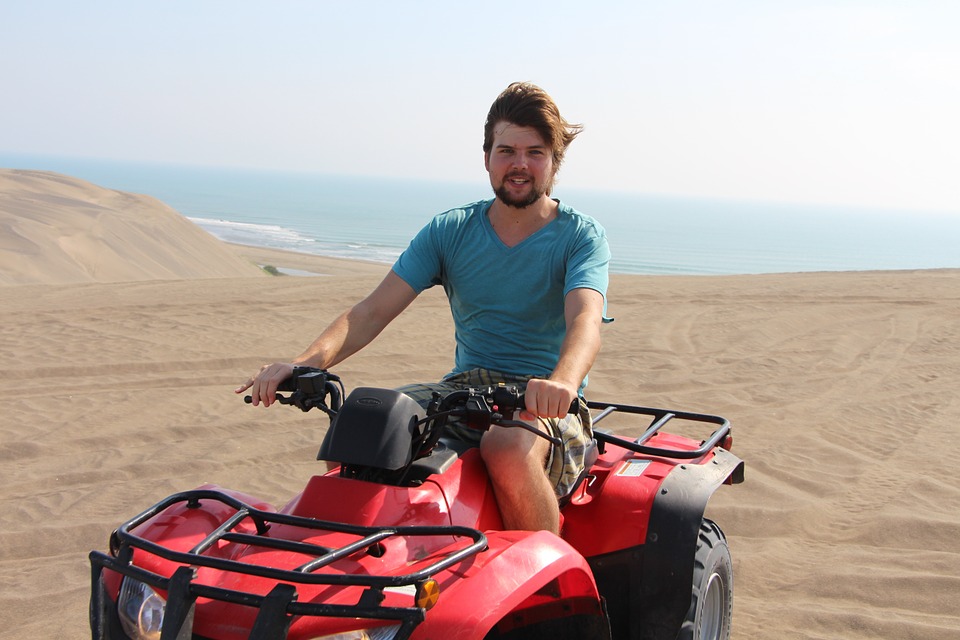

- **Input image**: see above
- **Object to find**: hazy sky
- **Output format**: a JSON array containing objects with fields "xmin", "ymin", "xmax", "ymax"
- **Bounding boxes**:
[{"xmin": 3, "ymin": 1, "xmax": 958, "ymax": 212}]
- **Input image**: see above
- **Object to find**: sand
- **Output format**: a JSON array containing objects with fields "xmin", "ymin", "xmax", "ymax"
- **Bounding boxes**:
[{"xmin": 1, "ymin": 169, "xmax": 958, "ymax": 638}]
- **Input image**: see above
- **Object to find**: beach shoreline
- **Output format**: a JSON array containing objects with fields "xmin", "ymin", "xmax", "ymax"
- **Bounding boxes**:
[{"xmin": 229, "ymin": 242, "xmax": 391, "ymax": 278}]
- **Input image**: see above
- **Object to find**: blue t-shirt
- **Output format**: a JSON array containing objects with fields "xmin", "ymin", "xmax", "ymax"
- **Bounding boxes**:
[{"xmin": 392, "ymin": 198, "xmax": 610, "ymax": 384}]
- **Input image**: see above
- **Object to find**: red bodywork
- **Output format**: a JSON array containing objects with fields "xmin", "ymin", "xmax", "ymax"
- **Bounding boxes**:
[{"xmin": 91, "ymin": 401, "xmax": 743, "ymax": 639}]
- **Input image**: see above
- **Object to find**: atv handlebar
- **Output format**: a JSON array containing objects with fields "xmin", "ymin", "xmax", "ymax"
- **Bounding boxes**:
[
  {"xmin": 243, "ymin": 367, "xmax": 576, "ymax": 447},
  {"xmin": 242, "ymin": 367, "xmax": 737, "ymax": 484}
]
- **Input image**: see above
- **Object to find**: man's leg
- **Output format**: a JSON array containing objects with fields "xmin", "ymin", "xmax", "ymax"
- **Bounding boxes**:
[{"xmin": 480, "ymin": 422, "xmax": 559, "ymax": 534}]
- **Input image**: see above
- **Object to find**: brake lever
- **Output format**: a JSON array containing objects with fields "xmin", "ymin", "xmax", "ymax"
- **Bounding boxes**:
[{"xmin": 494, "ymin": 418, "xmax": 563, "ymax": 447}]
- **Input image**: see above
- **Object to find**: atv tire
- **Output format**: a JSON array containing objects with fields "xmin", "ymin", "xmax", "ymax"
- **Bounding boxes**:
[{"xmin": 679, "ymin": 519, "xmax": 732, "ymax": 640}]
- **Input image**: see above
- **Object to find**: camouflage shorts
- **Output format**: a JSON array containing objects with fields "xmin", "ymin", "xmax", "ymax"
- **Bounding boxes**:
[{"xmin": 395, "ymin": 368, "xmax": 593, "ymax": 498}]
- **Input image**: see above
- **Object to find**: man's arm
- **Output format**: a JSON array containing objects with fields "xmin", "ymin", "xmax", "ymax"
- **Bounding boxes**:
[
  {"xmin": 237, "ymin": 270, "xmax": 418, "ymax": 406},
  {"xmin": 524, "ymin": 287, "xmax": 605, "ymax": 418}
]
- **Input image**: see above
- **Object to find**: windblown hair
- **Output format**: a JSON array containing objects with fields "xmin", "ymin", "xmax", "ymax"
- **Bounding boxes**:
[{"xmin": 483, "ymin": 82, "xmax": 583, "ymax": 172}]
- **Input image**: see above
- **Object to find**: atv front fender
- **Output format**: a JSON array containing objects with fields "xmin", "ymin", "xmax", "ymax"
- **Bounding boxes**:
[{"xmin": 419, "ymin": 529, "xmax": 608, "ymax": 639}]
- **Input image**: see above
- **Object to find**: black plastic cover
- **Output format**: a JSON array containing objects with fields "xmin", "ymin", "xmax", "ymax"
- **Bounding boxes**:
[{"xmin": 317, "ymin": 388, "xmax": 422, "ymax": 470}]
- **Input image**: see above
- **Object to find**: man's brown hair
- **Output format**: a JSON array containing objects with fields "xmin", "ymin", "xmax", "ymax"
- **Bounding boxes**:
[{"xmin": 483, "ymin": 82, "xmax": 583, "ymax": 173}]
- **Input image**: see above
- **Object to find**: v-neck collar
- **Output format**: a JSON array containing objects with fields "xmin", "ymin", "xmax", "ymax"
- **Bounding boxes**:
[{"xmin": 483, "ymin": 198, "xmax": 561, "ymax": 250}]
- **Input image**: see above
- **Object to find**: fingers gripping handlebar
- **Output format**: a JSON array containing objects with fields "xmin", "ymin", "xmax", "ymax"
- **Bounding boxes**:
[{"xmin": 243, "ymin": 368, "xmax": 343, "ymax": 415}]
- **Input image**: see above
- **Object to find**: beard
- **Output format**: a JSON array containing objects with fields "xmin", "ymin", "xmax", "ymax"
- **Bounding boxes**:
[{"xmin": 493, "ymin": 173, "xmax": 550, "ymax": 209}]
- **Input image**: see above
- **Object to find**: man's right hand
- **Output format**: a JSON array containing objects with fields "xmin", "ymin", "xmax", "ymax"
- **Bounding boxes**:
[{"xmin": 235, "ymin": 362, "xmax": 296, "ymax": 407}]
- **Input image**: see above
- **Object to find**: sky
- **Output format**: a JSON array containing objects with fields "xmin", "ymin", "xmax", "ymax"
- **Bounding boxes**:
[{"xmin": 2, "ymin": 0, "xmax": 959, "ymax": 213}]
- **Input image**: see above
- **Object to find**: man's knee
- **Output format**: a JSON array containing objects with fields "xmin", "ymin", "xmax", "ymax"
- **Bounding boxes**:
[{"xmin": 481, "ymin": 425, "xmax": 550, "ymax": 472}]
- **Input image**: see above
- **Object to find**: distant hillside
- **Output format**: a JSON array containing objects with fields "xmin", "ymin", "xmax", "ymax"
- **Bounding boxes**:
[{"xmin": 0, "ymin": 169, "xmax": 266, "ymax": 285}]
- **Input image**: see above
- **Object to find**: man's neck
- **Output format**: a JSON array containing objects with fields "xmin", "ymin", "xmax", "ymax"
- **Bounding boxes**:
[{"xmin": 488, "ymin": 196, "xmax": 558, "ymax": 247}]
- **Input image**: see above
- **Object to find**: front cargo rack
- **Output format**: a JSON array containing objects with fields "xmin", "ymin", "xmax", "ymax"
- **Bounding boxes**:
[{"xmin": 90, "ymin": 489, "xmax": 488, "ymax": 640}]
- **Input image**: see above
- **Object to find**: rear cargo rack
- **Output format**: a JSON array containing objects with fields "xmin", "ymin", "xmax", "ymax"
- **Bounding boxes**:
[
  {"xmin": 90, "ymin": 489, "xmax": 487, "ymax": 640},
  {"xmin": 587, "ymin": 401, "xmax": 732, "ymax": 460}
]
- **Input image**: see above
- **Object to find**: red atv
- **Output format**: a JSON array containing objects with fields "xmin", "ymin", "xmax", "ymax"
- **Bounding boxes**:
[{"xmin": 90, "ymin": 368, "xmax": 744, "ymax": 639}]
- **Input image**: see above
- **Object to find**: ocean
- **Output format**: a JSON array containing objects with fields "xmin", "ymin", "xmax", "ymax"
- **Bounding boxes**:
[{"xmin": 3, "ymin": 153, "xmax": 959, "ymax": 276}]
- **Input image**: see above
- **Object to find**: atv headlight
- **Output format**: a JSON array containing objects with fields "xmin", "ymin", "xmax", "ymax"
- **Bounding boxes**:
[
  {"xmin": 313, "ymin": 625, "xmax": 400, "ymax": 640},
  {"xmin": 117, "ymin": 577, "xmax": 165, "ymax": 640}
]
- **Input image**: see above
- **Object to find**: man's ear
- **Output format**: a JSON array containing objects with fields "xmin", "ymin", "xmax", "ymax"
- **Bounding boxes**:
[{"xmin": 483, "ymin": 151, "xmax": 490, "ymax": 172}]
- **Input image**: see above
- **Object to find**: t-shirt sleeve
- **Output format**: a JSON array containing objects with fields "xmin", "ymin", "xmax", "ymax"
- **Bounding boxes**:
[
  {"xmin": 391, "ymin": 219, "xmax": 443, "ymax": 294},
  {"xmin": 564, "ymin": 220, "xmax": 610, "ymax": 298}
]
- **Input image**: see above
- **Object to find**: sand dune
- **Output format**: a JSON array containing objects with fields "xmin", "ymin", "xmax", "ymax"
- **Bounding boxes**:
[
  {"xmin": 0, "ymin": 169, "xmax": 266, "ymax": 284},
  {"xmin": 1, "ymin": 173, "xmax": 958, "ymax": 638}
]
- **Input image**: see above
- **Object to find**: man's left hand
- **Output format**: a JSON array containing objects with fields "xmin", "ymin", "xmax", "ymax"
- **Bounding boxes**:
[{"xmin": 522, "ymin": 378, "xmax": 578, "ymax": 419}]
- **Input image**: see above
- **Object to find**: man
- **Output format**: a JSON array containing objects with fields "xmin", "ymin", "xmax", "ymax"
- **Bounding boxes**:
[{"xmin": 237, "ymin": 82, "xmax": 610, "ymax": 534}]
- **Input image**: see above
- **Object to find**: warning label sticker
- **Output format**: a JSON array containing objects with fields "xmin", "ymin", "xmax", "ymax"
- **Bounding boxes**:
[{"xmin": 616, "ymin": 459, "xmax": 651, "ymax": 477}]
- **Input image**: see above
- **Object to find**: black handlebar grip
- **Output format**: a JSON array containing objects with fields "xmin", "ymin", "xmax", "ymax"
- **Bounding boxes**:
[
  {"xmin": 515, "ymin": 394, "xmax": 581, "ymax": 416},
  {"xmin": 243, "ymin": 393, "xmax": 290, "ymax": 404}
]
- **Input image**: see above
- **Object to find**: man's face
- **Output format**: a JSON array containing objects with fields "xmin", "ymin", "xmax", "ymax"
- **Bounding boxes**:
[{"xmin": 485, "ymin": 122, "xmax": 555, "ymax": 209}]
